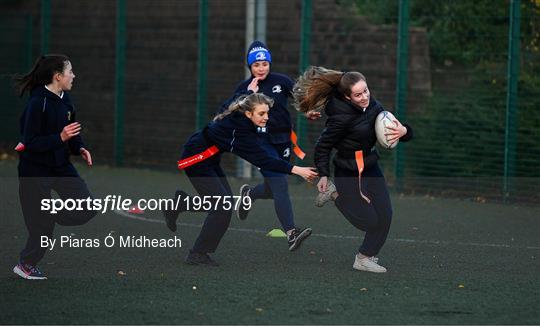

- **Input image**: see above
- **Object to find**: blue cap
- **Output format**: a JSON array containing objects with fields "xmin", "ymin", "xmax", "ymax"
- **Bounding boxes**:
[{"xmin": 246, "ymin": 41, "xmax": 272, "ymax": 67}]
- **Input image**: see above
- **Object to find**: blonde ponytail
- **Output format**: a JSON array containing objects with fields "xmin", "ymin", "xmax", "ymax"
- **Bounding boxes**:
[{"xmin": 213, "ymin": 93, "xmax": 274, "ymax": 121}]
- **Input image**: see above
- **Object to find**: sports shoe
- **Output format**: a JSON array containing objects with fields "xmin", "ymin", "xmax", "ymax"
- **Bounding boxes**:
[
  {"xmin": 315, "ymin": 179, "xmax": 337, "ymax": 207},
  {"xmin": 184, "ymin": 251, "xmax": 220, "ymax": 267},
  {"xmin": 353, "ymin": 254, "xmax": 387, "ymax": 273},
  {"xmin": 236, "ymin": 184, "xmax": 252, "ymax": 221},
  {"xmin": 13, "ymin": 262, "xmax": 47, "ymax": 280},
  {"xmin": 162, "ymin": 190, "xmax": 188, "ymax": 232},
  {"xmin": 287, "ymin": 227, "xmax": 313, "ymax": 251}
]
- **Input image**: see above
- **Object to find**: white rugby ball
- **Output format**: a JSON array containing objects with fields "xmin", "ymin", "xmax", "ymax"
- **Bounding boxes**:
[{"xmin": 375, "ymin": 111, "xmax": 399, "ymax": 149}]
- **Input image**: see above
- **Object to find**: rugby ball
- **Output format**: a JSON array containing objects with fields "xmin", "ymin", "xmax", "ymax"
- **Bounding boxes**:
[{"xmin": 375, "ymin": 111, "xmax": 399, "ymax": 149}]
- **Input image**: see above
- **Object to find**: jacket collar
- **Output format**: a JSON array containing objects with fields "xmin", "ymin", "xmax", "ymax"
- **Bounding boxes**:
[{"xmin": 30, "ymin": 85, "xmax": 73, "ymax": 107}]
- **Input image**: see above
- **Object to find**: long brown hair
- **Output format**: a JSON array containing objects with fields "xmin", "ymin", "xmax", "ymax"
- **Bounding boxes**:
[
  {"xmin": 213, "ymin": 92, "xmax": 274, "ymax": 121},
  {"xmin": 14, "ymin": 54, "xmax": 70, "ymax": 97},
  {"xmin": 293, "ymin": 66, "xmax": 366, "ymax": 113}
]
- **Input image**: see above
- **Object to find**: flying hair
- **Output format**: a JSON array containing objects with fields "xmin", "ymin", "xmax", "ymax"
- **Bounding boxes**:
[{"xmin": 293, "ymin": 66, "xmax": 366, "ymax": 113}]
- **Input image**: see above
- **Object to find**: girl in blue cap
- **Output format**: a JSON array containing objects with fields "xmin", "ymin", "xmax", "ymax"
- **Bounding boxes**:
[
  {"xmin": 164, "ymin": 93, "xmax": 318, "ymax": 266},
  {"xmin": 218, "ymin": 41, "xmax": 319, "ymax": 251}
]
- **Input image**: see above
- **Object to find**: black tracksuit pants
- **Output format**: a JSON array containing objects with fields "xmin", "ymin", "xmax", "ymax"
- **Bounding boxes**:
[
  {"xmin": 184, "ymin": 159, "xmax": 233, "ymax": 254},
  {"xmin": 18, "ymin": 159, "xmax": 98, "ymax": 265},
  {"xmin": 333, "ymin": 164, "xmax": 392, "ymax": 257}
]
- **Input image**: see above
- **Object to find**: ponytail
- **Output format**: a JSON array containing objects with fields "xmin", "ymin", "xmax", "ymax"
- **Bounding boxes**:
[
  {"xmin": 214, "ymin": 93, "xmax": 274, "ymax": 121},
  {"xmin": 293, "ymin": 66, "xmax": 366, "ymax": 113},
  {"xmin": 13, "ymin": 54, "xmax": 70, "ymax": 97}
]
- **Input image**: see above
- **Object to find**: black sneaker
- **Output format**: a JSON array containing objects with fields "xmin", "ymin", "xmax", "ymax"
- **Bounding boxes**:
[
  {"xmin": 288, "ymin": 227, "xmax": 313, "ymax": 251},
  {"xmin": 184, "ymin": 251, "xmax": 220, "ymax": 267},
  {"xmin": 162, "ymin": 190, "xmax": 187, "ymax": 232},
  {"xmin": 235, "ymin": 184, "xmax": 252, "ymax": 221},
  {"xmin": 13, "ymin": 262, "xmax": 47, "ymax": 280}
]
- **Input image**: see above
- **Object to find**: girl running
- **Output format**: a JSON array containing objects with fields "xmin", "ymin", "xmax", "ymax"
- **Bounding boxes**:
[
  {"xmin": 13, "ymin": 54, "xmax": 97, "ymax": 280},
  {"xmin": 294, "ymin": 66, "xmax": 413, "ymax": 273},
  {"xmin": 219, "ymin": 41, "xmax": 319, "ymax": 251},
  {"xmin": 164, "ymin": 93, "xmax": 317, "ymax": 266}
]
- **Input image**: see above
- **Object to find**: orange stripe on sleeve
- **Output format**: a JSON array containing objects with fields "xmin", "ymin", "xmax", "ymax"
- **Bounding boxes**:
[{"xmin": 290, "ymin": 130, "xmax": 306, "ymax": 160}]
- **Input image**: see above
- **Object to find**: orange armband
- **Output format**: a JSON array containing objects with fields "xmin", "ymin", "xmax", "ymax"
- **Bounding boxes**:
[{"xmin": 177, "ymin": 146, "xmax": 220, "ymax": 170}]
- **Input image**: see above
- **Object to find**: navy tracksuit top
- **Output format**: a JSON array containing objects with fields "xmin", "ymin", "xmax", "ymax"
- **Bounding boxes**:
[
  {"xmin": 219, "ymin": 72, "xmax": 294, "ymax": 144},
  {"xmin": 182, "ymin": 111, "xmax": 293, "ymax": 174},
  {"xmin": 18, "ymin": 86, "xmax": 85, "ymax": 168}
]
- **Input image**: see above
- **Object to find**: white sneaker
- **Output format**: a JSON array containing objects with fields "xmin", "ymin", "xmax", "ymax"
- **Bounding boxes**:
[
  {"xmin": 353, "ymin": 254, "xmax": 387, "ymax": 273},
  {"xmin": 315, "ymin": 179, "xmax": 337, "ymax": 207}
]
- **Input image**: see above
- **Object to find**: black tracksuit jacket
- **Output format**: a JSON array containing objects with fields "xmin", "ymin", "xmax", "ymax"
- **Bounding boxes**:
[
  {"xmin": 218, "ymin": 72, "xmax": 294, "ymax": 144},
  {"xmin": 314, "ymin": 95, "xmax": 413, "ymax": 177},
  {"xmin": 182, "ymin": 111, "xmax": 293, "ymax": 174}
]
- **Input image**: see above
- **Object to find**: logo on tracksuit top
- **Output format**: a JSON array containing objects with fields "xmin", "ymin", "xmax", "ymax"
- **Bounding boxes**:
[
  {"xmin": 255, "ymin": 51, "xmax": 267, "ymax": 61},
  {"xmin": 272, "ymin": 85, "xmax": 282, "ymax": 93},
  {"xmin": 283, "ymin": 148, "xmax": 290, "ymax": 158}
]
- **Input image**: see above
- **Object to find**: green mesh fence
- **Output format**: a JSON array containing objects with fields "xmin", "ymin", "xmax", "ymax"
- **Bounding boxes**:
[
  {"xmin": 0, "ymin": 14, "xmax": 32, "ymax": 151},
  {"xmin": 0, "ymin": 0, "xmax": 538, "ymax": 203},
  {"xmin": 334, "ymin": 0, "xmax": 540, "ymax": 203}
]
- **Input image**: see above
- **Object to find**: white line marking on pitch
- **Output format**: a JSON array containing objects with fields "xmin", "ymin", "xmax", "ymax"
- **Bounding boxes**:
[{"xmin": 113, "ymin": 210, "xmax": 540, "ymax": 250}]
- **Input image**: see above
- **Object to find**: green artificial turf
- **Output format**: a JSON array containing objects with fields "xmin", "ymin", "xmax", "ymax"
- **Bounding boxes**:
[{"xmin": 1, "ymin": 160, "xmax": 538, "ymax": 325}]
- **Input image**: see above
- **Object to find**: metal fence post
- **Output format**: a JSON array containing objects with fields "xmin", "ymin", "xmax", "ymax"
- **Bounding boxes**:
[
  {"xmin": 26, "ymin": 15, "xmax": 33, "ymax": 70},
  {"xmin": 394, "ymin": 0, "xmax": 409, "ymax": 192},
  {"xmin": 196, "ymin": 0, "xmax": 209, "ymax": 130},
  {"xmin": 297, "ymin": 0, "xmax": 312, "ymax": 150},
  {"xmin": 40, "ymin": 0, "xmax": 50, "ymax": 54},
  {"xmin": 114, "ymin": 0, "xmax": 126, "ymax": 166},
  {"xmin": 504, "ymin": 0, "xmax": 520, "ymax": 200}
]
